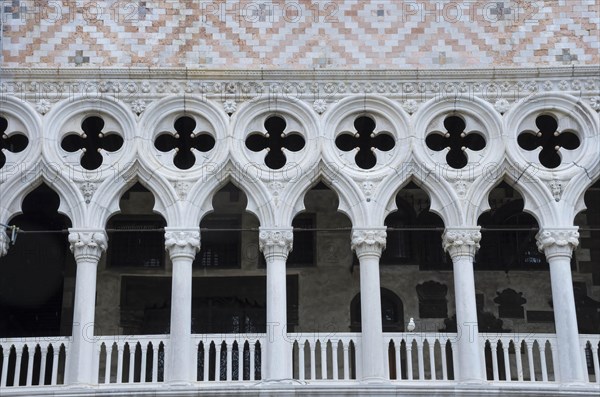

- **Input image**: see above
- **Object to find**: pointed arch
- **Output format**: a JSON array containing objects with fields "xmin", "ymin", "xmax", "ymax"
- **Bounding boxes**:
[
  {"xmin": 90, "ymin": 161, "xmax": 176, "ymax": 228},
  {"xmin": 0, "ymin": 161, "xmax": 81, "ymax": 227},
  {"xmin": 285, "ymin": 162, "xmax": 364, "ymax": 227}
]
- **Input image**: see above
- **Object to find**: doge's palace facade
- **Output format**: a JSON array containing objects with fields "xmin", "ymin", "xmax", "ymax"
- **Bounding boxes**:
[{"xmin": 0, "ymin": 1, "xmax": 599, "ymax": 396}]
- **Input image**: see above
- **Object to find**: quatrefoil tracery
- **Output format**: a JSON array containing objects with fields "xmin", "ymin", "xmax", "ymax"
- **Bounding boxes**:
[
  {"xmin": 61, "ymin": 116, "xmax": 124, "ymax": 170},
  {"xmin": 335, "ymin": 116, "xmax": 395, "ymax": 169},
  {"xmin": 154, "ymin": 116, "xmax": 216, "ymax": 170},
  {"xmin": 0, "ymin": 116, "xmax": 29, "ymax": 169},
  {"xmin": 425, "ymin": 115, "xmax": 485, "ymax": 169},
  {"xmin": 517, "ymin": 114, "xmax": 580, "ymax": 169},
  {"xmin": 245, "ymin": 115, "xmax": 305, "ymax": 170}
]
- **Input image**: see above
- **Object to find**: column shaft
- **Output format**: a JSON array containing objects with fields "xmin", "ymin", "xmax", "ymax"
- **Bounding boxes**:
[
  {"xmin": 352, "ymin": 228, "xmax": 387, "ymax": 382},
  {"xmin": 537, "ymin": 228, "xmax": 585, "ymax": 383},
  {"xmin": 260, "ymin": 228, "xmax": 293, "ymax": 381},
  {"xmin": 67, "ymin": 230, "xmax": 107, "ymax": 385},
  {"xmin": 165, "ymin": 228, "xmax": 200, "ymax": 384},
  {"xmin": 443, "ymin": 228, "xmax": 484, "ymax": 383}
]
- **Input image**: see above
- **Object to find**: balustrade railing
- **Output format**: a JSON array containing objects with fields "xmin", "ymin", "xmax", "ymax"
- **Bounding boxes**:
[
  {"xmin": 290, "ymin": 332, "xmax": 360, "ymax": 381},
  {"xmin": 95, "ymin": 335, "xmax": 168, "ymax": 384},
  {"xmin": 0, "ymin": 337, "xmax": 69, "ymax": 387},
  {"xmin": 581, "ymin": 334, "xmax": 600, "ymax": 384},
  {"xmin": 1, "ymin": 333, "xmax": 599, "ymax": 389},
  {"xmin": 385, "ymin": 333, "xmax": 456, "ymax": 381},
  {"xmin": 192, "ymin": 334, "xmax": 264, "ymax": 382},
  {"xmin": 480, "ymin": 333, "xmax": 557, "ymax": 382}
]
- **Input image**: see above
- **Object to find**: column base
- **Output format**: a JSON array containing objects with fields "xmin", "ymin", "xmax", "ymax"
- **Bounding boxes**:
[
  {"xmin": 167, "ymin": 380, "xmax": 194, "ymax": 387},
  {"xmin": 360, "ymin": 376, "xmax": 390, "ymax": 384}
]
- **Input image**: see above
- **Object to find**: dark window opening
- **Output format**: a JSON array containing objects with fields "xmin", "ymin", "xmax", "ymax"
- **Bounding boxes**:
[
  {"xmin": 350, "ymin": 288, "xmax": 404, "ymax": 332},
  {"xmin": 107, "ymin": 217, "xmax": 166, "ymax": 268},
  {"xmin": 477, "ymin": 182, "xmax": 547, "ymax": 271},
  {"xmin": 196, "ymin": 215, "xmax": 242, "ymax": 268},
  {"xmin": 287, "ymin": 214, "xmax": 316, "ymax": 267},
  {"xmin": 0, "ymin": 184, "xmax": 73, "ymax": 337}
]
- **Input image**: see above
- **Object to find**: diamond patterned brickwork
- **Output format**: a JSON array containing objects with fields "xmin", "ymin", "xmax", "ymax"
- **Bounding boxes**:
[{"xmin": 1, "ymin": 0, "xmax": 598, "ymax": 68}]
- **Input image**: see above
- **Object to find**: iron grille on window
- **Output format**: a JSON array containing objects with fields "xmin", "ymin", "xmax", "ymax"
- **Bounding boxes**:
[
  {"xmin": 107, "ymin": 218, "xmax": 165, "ymax": 268},
  {"xmin": 196, "ymin": 215, "xmax": 241, "ymax": 268}
]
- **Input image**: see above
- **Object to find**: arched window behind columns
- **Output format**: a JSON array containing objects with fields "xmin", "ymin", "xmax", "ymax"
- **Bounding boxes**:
[
  {"xmin": 194, "ymin": 182, "xmax": 273, "ymax": 334},
  {"xmin": 382, "ymin": 181, "xmax": 448, "ymax": 269},
  {"xmin": 0, "ymin": 184, "xmax": 74, "ymax": 337},
  {"xmin": 350, "ymin": 288, "xmax": 404, "ymax": 332},
  {"xmin": 476, "ymin": 182, "xmax": 547, "ymax": 271},
  {"xmin": 106, "ymin": 183, "xmax": 166, "ymax": 269},
  {"xmin": 288, "ymin": 181, "xmax": 352, "ymax": 267},
  {"xmin": 104, "ymin": 182, "xmax": 168, "ymax": 335},
  {"xmin": 291, "ymin": 181, "xmax": 353, "ymax": 333},
  {"xmin": 574, "ymin": 179, "xmax": 600, "ymax": 334}
]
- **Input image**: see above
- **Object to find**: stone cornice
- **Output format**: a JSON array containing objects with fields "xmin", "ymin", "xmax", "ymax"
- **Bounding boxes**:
[
  {"xmin": 4, "ymin": 66, "xmax": 598, "ymax": 115},
  {"xmin": 2, "ymin": 66, "xmax": 599, "ymax": 79},
  {"xmin": 68, "ymin": 229, "xmax": 107, "ymax": 263}
]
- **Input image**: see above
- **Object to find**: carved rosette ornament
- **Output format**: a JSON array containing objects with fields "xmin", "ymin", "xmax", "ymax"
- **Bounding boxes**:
[
  {"xmin": 0, "ymin": 228, "xmax": 9, "ymax": 257},
  {"xmin": 442, "ymin": 228, "xmax": 481, "ymax": 258},
  {"xmin": 68, "ymin": 230, "xmax": 108, "ymax": 262},
  {"xmin": 351, "ymin": 228, "xmax": 387, "ymax": 257},
  {"xmin": 536, "ymin": 228, "xmax": 579, "ymax": 259},
  {"xmin": 259, "ymin": 228, "xmax": 293, "ymax": 260},
  {"xmin": 164, "ymin": 229, "xmax": 201, "ymax": 260}
]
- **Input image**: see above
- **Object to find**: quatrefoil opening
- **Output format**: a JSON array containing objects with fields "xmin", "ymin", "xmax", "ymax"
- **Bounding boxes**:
[
  {"xmin": 61, "ymin": 116, "xmax": 124, "ymax": 170},
  {"xmin": 517, "ymin": 114, "xmax": 580, "ymax": 169},
  {"xmin": 335, "ymin": 116, "xmax": 395, "ymax": 169},
  {"xmin": 425, "ymin": 115, "xmax": 485, "ymax": 169},
  {"xmin": 245, "ymin": 115, "xmax": 305, "ymax": 170},
  {"xmin": 154, "ymin": 116, "xmax": 216, "ymax": 170},
  {"xmin": 0, "ymin": 116, "xmax": 29, "ymax": 169}
]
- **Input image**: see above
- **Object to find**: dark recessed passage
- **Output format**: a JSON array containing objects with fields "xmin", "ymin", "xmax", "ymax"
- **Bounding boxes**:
[
  {"xmin": 154, "ymin": 116, "xmax": 216, "ymax": 170},
  {"xmin": 334, "ymin": 115, "xmax": 395, "ymax": 169}
]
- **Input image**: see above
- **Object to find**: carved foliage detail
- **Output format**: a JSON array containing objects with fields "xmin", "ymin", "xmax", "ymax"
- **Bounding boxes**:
[{"xmin": 68, "ymin": 231, "xmax": 108, "ymax": 262}]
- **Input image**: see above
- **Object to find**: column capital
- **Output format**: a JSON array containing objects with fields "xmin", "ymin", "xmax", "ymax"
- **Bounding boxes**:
[
  {"xmin": 351, "ymin": 227, "xmax": 386, "ymax": 258},
  {"xmin": 536, "ymin": 227, "xmax": 579, "ymax": 259},
  {"xmin": 164, "ymin": 227, "xmax": 200, "ymax": 260},
  {"xmin": 442, "ymin": 227, "xmax": 481, "ymax": 259},
  {"xmin": 68, "ymin": 229, "xmax": 107, "ymax": 263},
  {"xmin": 259, "ymin": 227, "xmax": 293, "ymax": 260},
  {"xmin": 0, "ymin": 227, "xmax": 9, "ymax": 257}
]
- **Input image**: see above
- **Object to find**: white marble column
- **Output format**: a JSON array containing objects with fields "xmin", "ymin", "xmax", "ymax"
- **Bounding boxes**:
[
  {"xmin": 259, "ymin": 227, "xmax": 293, "ymax": 381},
  {"xmin": 67, "ymin": 229, "xmax": 107, "ymax": 385},
  {"xmin": 536, "ymin": 228, "xmax": 585, "ymax": 384},
  {"xmin": 164, "ymin": 228, "xmax": 200, "ymax": 384},
  {"xmin": 0, "ymin": 226, "xmax": 9, "ymax": 257},
  {"xmin": 442, "ymin": 227, "xmax": 484, "ymax": 383},
  {"xmin": 351, "ymin": 228, "xmax": 387, "ymax": 382}
]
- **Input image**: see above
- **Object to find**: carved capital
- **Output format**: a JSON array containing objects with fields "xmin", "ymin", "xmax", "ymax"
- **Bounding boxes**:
[
  {"xmin": 164, "ymin": 228, "xmax": 200, "ymax": 260},
  {"xmin": 259, "ymin": 227, "xmax": 293, "ymax": 260},
  {"xmin": 68, "ymin": 229, "xmax": 107, "ymax": 263},
  {"xmin": 351, "ymin": 228, "xmax": 386, "ymax": 258},
  {"xmin": 0, "ymin": 228, "xmax": 9, "ymax": 257},
  {"xmin": 536, "ymin": 228, "xmax": 579, "ymax": 259},
  {"xmin": 442, "ymin": 227, "xmax": 481, "ymax": 258}
]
